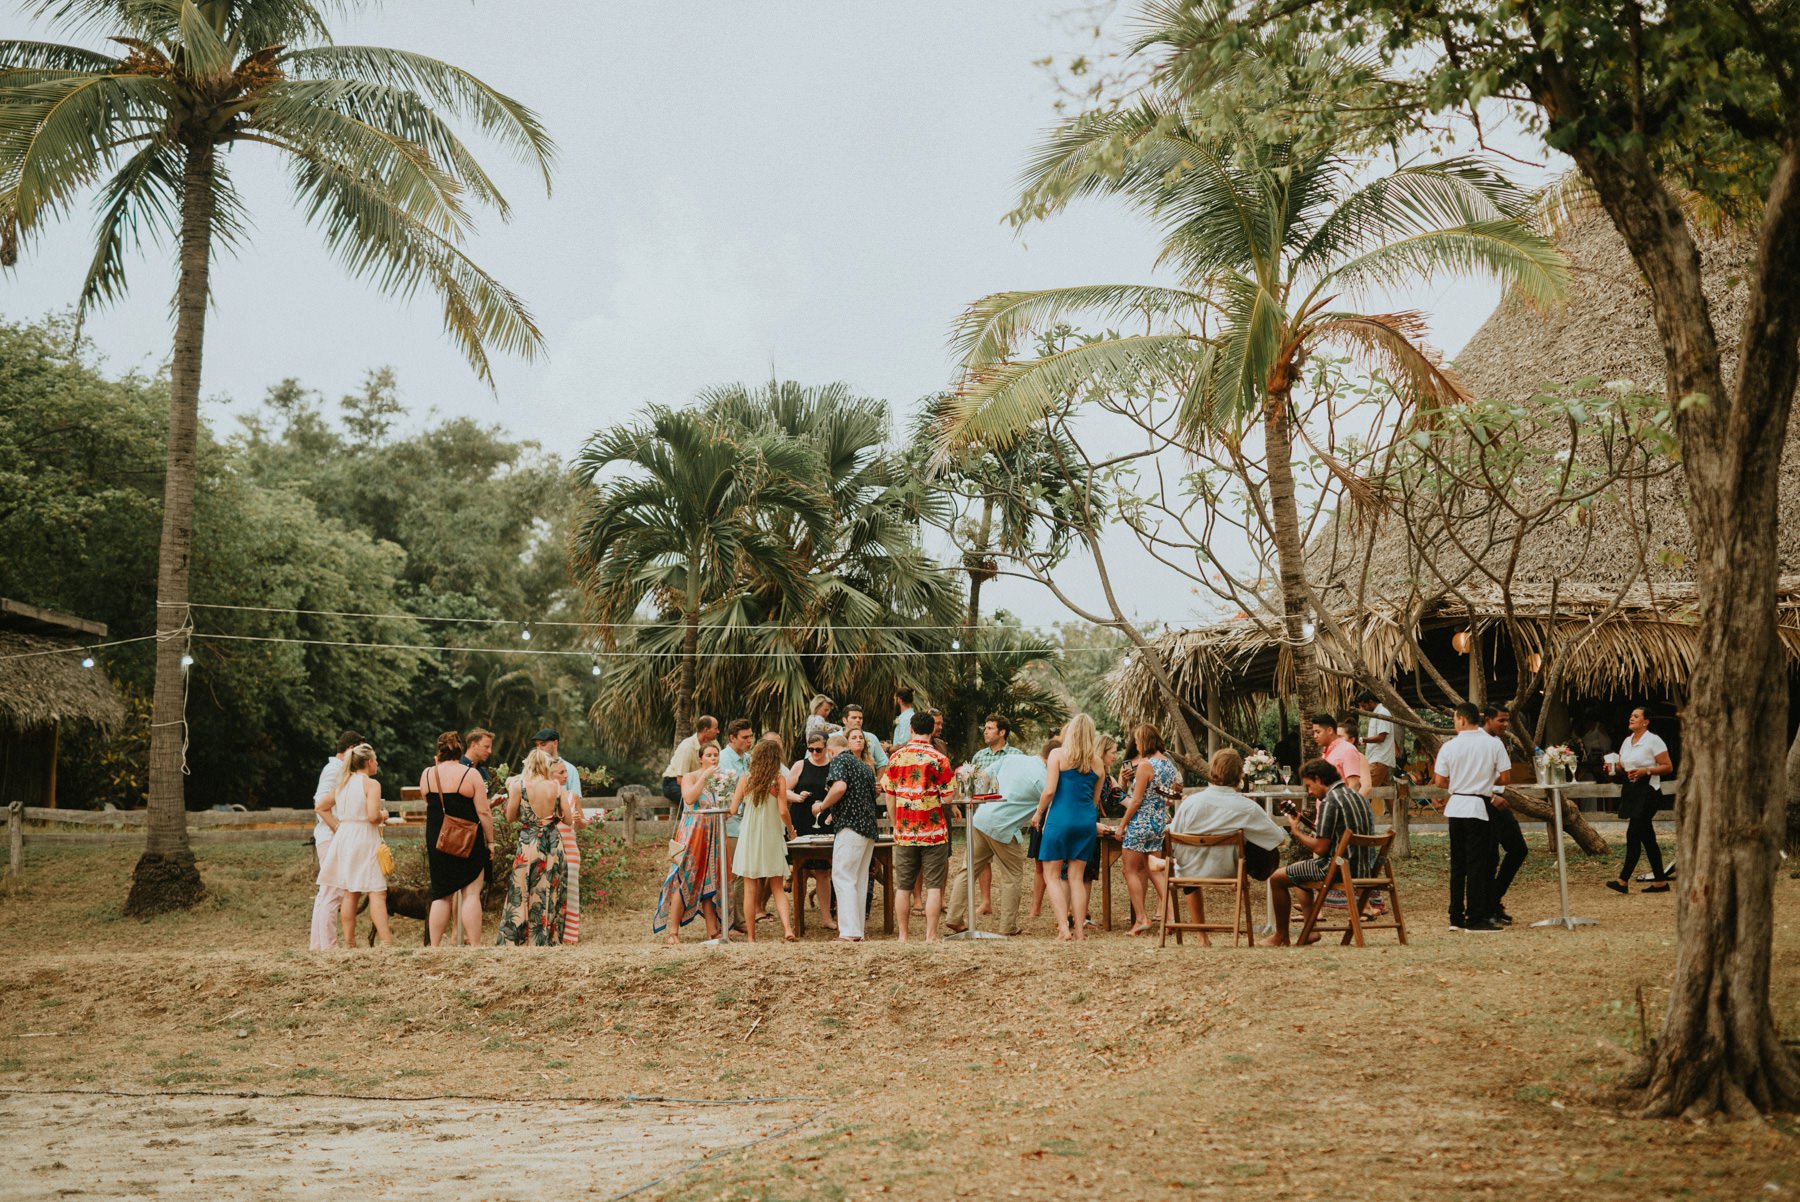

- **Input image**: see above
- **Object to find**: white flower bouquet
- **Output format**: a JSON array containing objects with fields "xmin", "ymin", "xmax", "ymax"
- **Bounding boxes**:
[{"xmin": 1244, "ymin": 749, "xmax": 1280, "ymax": 787}]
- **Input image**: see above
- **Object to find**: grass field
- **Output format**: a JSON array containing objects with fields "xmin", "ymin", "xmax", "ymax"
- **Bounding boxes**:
[{"xmin": 1, "ymin": 830, "xmax": 1795, "ymax": 1200}]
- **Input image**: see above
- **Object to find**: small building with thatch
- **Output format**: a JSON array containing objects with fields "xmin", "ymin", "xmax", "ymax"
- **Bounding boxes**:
[
  {"xmin": 0, "ymin": 599, "xmax": 126, "ymax": 807},
  {"xmin": 1111, "ymin": 213, "xmax": 1800, "ymax": 764}
]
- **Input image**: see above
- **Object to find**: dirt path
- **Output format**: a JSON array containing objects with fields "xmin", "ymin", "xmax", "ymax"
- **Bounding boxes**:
[
  {"xmin": 1, "ymin": 837, "xmax": 1795, "ymax": 1199},
  {"xmin": 1, "ymin": 1090, "xmax": 817, "ymax": 1201}
]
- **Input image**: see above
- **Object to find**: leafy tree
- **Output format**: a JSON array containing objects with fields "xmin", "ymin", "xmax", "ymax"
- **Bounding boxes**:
[
  {"xmin": 1137, "ymin": 0, "xmax": 1800, "ymax": 1124},
  {"xmin": 931, "ymin": 618, "xmax": 1070, "ymax": 758},
  {"xmin": 0, "ymin": 315, "xmax": 424, "ymax": 807},
  {"xmin": 1, "ymin": 0, "xmax": 555, "ymax": 914},
  {"xmin": 943, "ymin": 63, "xmax": 1566, "ymax": 760}
]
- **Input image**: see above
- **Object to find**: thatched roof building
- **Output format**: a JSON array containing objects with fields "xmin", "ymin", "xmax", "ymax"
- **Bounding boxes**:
[
  {"xmin": 0, "ymin": 599, "xmax": 126, "ymax": 807},
  {"xmin": 1111, "ymin": 214, "xmax": 1800, "ymax": 745}
]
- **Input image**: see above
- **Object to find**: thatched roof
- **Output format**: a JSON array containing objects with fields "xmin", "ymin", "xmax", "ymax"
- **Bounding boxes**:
[
  {"xmin": 1111, "ymin": 212, "xmax": 1800, "ymax": 724},
  {"xmin": 0, "ymin": 632, "xmax": 127, "ymax": 732},
  {"xmin": 1311, "ymin": 211, "xmax": 1798, "ymax": 597},
  {"xmin": 1113, "ymin": 577, "xmax": 1800, "ymax": 725}
]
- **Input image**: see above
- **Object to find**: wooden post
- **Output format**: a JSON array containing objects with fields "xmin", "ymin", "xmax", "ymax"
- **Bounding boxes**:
[
  {"xmin": 1393, "ymin": 779, "xmax": 1411, "ymax": 858},
  {"xmin": 47, "ymin": 723, "xmax": 59, "ymax": 809},
  {"xmin": 1206, "ymin": 690, "xmax": 1221, "ymax": 757},
  {"xmin": 8, "ymin": 801, "xmax": 21, "ymax": 881},
  {"xmin": 618, "ymin": 784, "xmax": 649, "ymax": 844}
]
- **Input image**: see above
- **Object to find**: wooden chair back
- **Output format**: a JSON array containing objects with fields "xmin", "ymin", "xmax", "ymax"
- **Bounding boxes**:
[
  {"xmin": 1159, "ymin": 830, "xmax": 1252, "ymax": 948},
  {"xmin": 1297, "ymin": 829, "xmax": 1408, "ymax": 947}
]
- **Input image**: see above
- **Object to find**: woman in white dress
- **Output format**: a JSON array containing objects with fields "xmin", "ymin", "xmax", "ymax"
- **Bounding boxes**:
[{"xmin": 316, "ymin": 744, "xmax": 393, "ymax": 946}]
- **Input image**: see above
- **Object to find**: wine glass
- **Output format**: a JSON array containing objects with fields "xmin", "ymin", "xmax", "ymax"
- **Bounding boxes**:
[{"xmin": 1279, "ymin": 765, "xmax": 1292, "ymax": 785}]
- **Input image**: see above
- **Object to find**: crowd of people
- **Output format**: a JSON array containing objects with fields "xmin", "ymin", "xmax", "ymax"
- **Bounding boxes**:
[{"xmin": 302, "ymin": 687, "xmax": 1676, "ymax": 949}]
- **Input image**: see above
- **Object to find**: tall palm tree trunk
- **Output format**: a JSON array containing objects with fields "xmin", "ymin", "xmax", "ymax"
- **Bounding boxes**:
[
  {"xmin": 1263, "ymin": 383, "xmax": 1323, "ymax": 762},
  {"xmin": 678, "ymin": 604, "xmax": 699, "ymax": 736},
  {"xmin": 125, "ymin": 142, "xmax": 212, "ymax": 915},
  {"xmin": 960, "ymin": 496, "xmax": 996, "ymax": 751}
]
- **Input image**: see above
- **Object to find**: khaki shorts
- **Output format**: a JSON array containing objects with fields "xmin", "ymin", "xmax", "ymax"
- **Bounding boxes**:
[{"xmin": 893, "ymin": 842, "xmax": 950, "ymax": 892}]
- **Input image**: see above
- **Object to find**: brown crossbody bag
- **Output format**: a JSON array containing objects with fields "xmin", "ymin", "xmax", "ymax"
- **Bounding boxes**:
[{"xmin": 432, "ymin": 766, "xmax": 480, "ymax": 858}]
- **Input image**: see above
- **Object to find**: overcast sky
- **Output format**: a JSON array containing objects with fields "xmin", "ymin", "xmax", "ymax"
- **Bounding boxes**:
[{"xmin": 3, "ymin": 1, "xmax": 1522, "ymax": 630}]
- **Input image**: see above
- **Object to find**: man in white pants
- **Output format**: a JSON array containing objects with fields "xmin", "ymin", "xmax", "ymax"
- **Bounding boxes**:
[
  {"xmin": 814, "ymin": 733, "xmax": 880, "ymax": 942},
  {"xmin": 309, "ymin": 729, "xmax": 362, "ymax": 950}
]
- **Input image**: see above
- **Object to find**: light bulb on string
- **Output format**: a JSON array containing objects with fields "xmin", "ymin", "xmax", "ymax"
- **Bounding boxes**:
[
  {"xmin": 180, "ymin": 654, "xmax": 194, "ymax": 667},
  {"xmin": 591, "ymin": 662, "xmax": 602, "ymax": 676},
  {"xmin": 520, "ymin": 625, "xmax": 532, "ymax": 642},
  {"xmin": 81, "ymin": 656, "xmax": 96, "ymax": 669}
]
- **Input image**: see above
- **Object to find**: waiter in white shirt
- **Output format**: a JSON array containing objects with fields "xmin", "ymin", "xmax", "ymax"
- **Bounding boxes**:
[
  {"xmin": 310, "ymin": 729, "xmax": 363, "ymax": 950},
  {"xmin": 1432, "ymin": 703, "xmax": 1510, "ymax": 932}
]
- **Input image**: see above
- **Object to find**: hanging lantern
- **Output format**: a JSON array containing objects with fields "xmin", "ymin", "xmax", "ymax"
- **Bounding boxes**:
[
  {"xmin": 1451, "ymin": 630, "xmax": 1473, "ymax": 654},
  {"xmin": 1526, "ymin": 651, "xmax": 1544, "ymax": 672}
]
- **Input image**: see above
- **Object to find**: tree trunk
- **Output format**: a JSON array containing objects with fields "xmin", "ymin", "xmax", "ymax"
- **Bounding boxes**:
[
  {"xmin": 678, "ymin": 605, "xmax": 699, "ymax": 737},
  {"xmin": 1567, "ymin": 140, "xmax": 1800, "ymax": 1118},
  {"xmin": 124, "ymin": 143, "xmax": 214, "ymax": 916},
  {"xmin": 961, "ymin": 496, "xmax": 995, "ymax": 751},
  {"xmin": 1264, "ymin": 388, "xmax": 1323, "ymax": 757}
]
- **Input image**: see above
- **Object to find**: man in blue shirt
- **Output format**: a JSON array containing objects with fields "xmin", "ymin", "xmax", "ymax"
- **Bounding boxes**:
[
  {"xmin": 944, "ymin": 728, "xmax": 1044, "ymax": 937},
  {"xmin": 889, "ymin": 685, "xmax": 916, "ymax": 753}
]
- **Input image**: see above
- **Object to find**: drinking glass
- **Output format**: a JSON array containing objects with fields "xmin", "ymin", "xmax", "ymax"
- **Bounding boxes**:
[{"xmin": 1279, "ymin": 765, "xmax": 1292, "ymax": 785}]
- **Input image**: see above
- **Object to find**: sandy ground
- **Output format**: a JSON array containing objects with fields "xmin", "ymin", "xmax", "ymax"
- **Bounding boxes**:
[
  {"xmin": 0, "ymin": 833, "xmax": 1795, "ymax": 1200},
  {"xmin": 1, "ymin": 1091, "xmax": 815, "ymax": 1201}
]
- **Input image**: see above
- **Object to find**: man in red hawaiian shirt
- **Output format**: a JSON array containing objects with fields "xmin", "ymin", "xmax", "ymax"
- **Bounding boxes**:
[{"xmin": 881, "ymin": 710, "xmax": 956, "ymax": 942}]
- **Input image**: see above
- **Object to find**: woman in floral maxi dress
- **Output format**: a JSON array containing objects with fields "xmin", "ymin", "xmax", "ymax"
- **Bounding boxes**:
[
  {"xmin": 654, "ymin": 745, "xmax": 726, "ymax": 944},
  {"xmin": 496, "ymin": 749, "xmax": 574, "ymax": 947}
]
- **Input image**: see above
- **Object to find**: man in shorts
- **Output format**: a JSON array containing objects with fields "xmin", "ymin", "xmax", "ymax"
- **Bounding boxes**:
[
  {"xmin": 881, "ymin": 710, "xmax": 955, "ymax": 942},
  {"xmin": 1258, "ymin": 758, "xmax": 1375, "ymax": 946}
]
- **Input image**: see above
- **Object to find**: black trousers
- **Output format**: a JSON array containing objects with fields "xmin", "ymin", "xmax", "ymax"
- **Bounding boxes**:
[
  {"xmin": 1487, "ymin": 801, "xmax": 1528, "ymax": 909},
  {"xmin": 1448, "ymin": 815, "xmax": 1497, "ymax": 927},
  {"xmin": 1619, "ymin": 809, "xmax": 1667, "ymax": 880}
]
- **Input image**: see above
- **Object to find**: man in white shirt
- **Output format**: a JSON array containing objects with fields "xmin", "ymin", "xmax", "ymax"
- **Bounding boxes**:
[
  {"xmin": 309, "ymin": 729, "xmax": 363, "ymax": 950},
  {"xmin": 1432, "ymin": 703, "xmax": 1510, "ymax": 932},
  {"xmin": 1482, "ymin": 705, "xmax": 1528, "ymax": 924},
  {"xmin": 1355, "ymin": 692, "xmax": 1397, "ymax": 791},
  {"xmin": 661, "ymin": 716, "xmax": 719, "ymax": 814},
  {"xmin": 1166, "ymin": 748, "xmax": 1288, "ymax": 886}
]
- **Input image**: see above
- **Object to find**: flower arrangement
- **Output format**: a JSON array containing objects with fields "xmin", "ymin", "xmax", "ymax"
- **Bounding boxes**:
[
  {"xmin": 1542, "ymin": 744, "xmax": 1579, "ymax": 781},
  {"xmin": 1244, "ymin": 749, "xmax": 1280, "ymax": 787}
]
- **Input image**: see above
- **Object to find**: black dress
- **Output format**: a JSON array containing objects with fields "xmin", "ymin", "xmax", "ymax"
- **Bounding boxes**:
[
  {"xmin": 425, "ymin": 764, "xmax": 491, "ymax": 899},
  {"xmin": 791, "ymin": 756, "xmax": 833, "ymax": 870}
]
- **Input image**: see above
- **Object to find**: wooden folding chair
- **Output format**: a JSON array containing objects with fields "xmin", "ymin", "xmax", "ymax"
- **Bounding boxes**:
[
  {"xmin": 1159, "ymin": 831, "xmax": 1252, "ymax": 947},
  {"xmin": 1296, "ymin": 830, "xmax": 1408, "ymax": 946}
]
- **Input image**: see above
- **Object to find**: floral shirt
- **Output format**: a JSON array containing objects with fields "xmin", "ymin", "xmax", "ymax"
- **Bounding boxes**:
[
  {"xmin": 881, "ymin": 737, "xmax": 955, "ymax": 845},
  {"xmin": 826, "ymin": 752, "xmax": 880, "ymax": 840}
]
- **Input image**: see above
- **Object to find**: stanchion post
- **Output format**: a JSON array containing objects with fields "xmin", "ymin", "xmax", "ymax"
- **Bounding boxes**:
[
  {"xmin": 700, "ymin": 807, "xmax": 733, "ymax": 945},
  {"xmin": 947, "ymin": 797, "xmax": 1005, "ymax": 941},
  {"xmin": 1531, "ymin": 781, "xmax": 1596, "ymax": 930}
]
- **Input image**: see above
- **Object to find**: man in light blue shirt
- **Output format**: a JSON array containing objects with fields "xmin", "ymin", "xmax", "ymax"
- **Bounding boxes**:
[
  {"xmin": 842, "ymin": 704, "xmax": 887, "ymax": 769},
  {"xmin": 716, "ymin": 719, "xmax": 755, "ymax": 838},
  {"xmin": 889, "ymin": 686, "xmax": 916, "ymax": 752},
  {"xmin": 945, "ymin": 735, "xmax": 1046, "ymax": 936}
]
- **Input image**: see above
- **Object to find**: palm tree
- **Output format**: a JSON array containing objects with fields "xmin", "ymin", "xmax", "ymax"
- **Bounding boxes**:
[
  {"xmin": 572, "ymin": 403, "xmax": 833, "ymax": 738},
  {"xmin": 1, "ymin": 0, "xmax": 554, "ymax": 913},
  {"xmin": 943, "ymin": 89, "xmax": 1566, "ymax": 754},
  {"xmin": 574, "ymin": 382, "xmax": 966, "ymax": 753}
]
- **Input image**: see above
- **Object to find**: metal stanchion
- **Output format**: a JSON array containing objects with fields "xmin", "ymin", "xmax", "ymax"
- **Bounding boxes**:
[
  {"xmin": 693, "ymin": 806, "xmax": 734, "ymax": 944},
  {"xmin": 1525, "ymin": 782, "xmax": 1596, "ymax": 930},
  {"xmin": 947, "ymin": 796, "xmax": 1007, "ymax": 941}
]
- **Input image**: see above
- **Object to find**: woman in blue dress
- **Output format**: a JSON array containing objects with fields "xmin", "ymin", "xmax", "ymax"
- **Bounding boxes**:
[
  {"xmin": 1030, "ymin": 713, "xmax": 1107, "ymax": 941},
  {"xmin": 1115, "ymin": 723, "xmax": 1181, "ymax": 936}
]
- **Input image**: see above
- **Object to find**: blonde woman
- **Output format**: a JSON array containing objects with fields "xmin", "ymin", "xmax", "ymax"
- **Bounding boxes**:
[
  {"xmin": 732, "ymin": 738, "xmax": 798, "ymax": 942},
  {"xmin": 845, "ymin": 727, "xmax": 879, "ymax": 771},
  {"xmin": 496, "ymin": 749, "xmax": 575, "ymax": 946},
  {"xmin": 316, "ymin": 744, "xmax": 392, "ymax": 947},
  {"xmin": 1031, "ymin": 714, "xmax": 1108, "ymax": 941}
]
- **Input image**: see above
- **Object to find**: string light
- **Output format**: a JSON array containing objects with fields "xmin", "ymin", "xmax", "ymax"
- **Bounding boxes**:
[
  {"xmin": 519, "ymin": 625, "xmax": 532, "ymax": 642},
  {"xmin": 590, "ymin": 662, "xmax": 602, "ymax": 676},
  {"xmin": 180, "ymin": 654, "xmax": 194, "ymax": 667},
  {"xmin": 81, "ymin": 656, "xmax": 96, "ymax": 669}
]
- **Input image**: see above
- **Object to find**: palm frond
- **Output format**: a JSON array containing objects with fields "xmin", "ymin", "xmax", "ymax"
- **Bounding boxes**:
[
  {"xmin": 951, "ymin": 282, "xmax": 1213, "ymax": 369},
  {"xmin": 1318, "ymin": 220, "xmax": 1571, "ymax": 310},
  {"xmin": 944, "ymin": 332, "xmax": 1206, "ymax": 451},
  {"xmin": 1310, "ymin": 311, "xmax": 1469, "ymax": 407},
  {"xmin": 280, "ymin": 45, "xmax": 556, "ymax": 190},
  {"xmin": 0, "ymin": 72, "xmax": 169, "ymax": 228}
]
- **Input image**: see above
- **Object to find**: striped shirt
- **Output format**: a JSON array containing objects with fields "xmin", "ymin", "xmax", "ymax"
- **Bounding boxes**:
[{"xmin": 1315, "ymin": 783, "xmax": 1378, "ymax": 878}]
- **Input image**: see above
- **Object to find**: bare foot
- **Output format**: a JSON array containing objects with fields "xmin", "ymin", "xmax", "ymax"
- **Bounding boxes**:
[
  {"xmin": 1257, "ymin": 934, "xmax": 1289, "ymax": 947},
  {"xmin": 1056, "ymin": 929, "xmax": 1074, "ymax": 942},
  {"xmin": 977, "ymin": 903, "xmax": 993, "ymax": 915},
  {"xmin": 661, "ymin": 934, "xmax": 681, "ymax": 947}
]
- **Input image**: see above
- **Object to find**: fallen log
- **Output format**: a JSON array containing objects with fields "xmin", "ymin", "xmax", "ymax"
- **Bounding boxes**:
[{"xmin": 1504, "ymin": 786, "xmax": 1609, "ymax": 855}]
